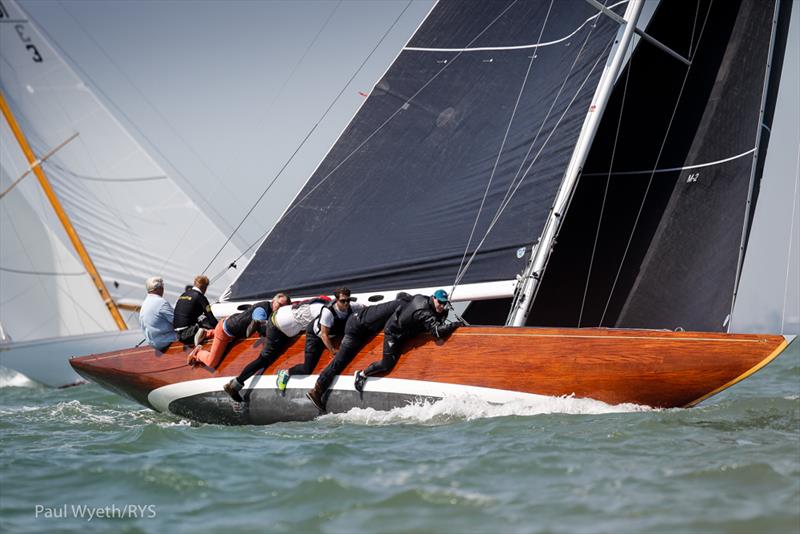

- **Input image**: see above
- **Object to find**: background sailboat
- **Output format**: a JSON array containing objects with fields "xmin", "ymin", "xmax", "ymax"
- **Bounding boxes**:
[{"xmin": 0, "ymin": 0, "xmax": 242, "ymax": 386}]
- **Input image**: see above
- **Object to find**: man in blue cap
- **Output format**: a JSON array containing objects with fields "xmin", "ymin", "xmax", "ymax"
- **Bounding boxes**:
[{"xmin": 353, "ymin": 289, "xmax": 463, "ymax": 394}]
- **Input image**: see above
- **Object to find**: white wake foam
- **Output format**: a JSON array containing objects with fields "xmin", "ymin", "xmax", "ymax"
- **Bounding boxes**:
[
  {"xmin": 321, "ymin": 393, "xmax": 654, "ymax": 426},
  {"xmin": 0, "ymin": 366, "xmax": 37, "ymax": 388}
]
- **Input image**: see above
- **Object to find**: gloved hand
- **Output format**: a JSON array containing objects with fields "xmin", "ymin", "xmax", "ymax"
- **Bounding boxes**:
[{"xmin": 437, "ymin": 320, "xmax": 463, "ymax": 338}]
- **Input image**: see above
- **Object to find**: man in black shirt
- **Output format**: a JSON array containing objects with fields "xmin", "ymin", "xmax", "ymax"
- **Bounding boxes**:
[
  {"xmin": 353, "ymin": 289, "xmax": 462, "ymax": 393},
  {"xmin": 173, "ymin": 275, "xmax": 218, "ymax": 346}
]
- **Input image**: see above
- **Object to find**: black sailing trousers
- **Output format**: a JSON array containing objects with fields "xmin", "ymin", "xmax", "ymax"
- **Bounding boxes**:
[
  {"xmin": 315, "ymin": 320, "xmax": 374, "ymax": 392},
  {"xmin": 288, "ymin": 323, "xmax": 327, "ymax": 375},
  {"xmin": 236, "ymin": 321, "xmax": 291, "ymax": 384},
  {"xmin": 363, "ymin": 333, "xmax": 403, "ymax": 377}
]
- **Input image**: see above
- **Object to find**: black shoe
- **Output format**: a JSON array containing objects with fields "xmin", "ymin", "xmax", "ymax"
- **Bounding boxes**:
[
  {"xmin": 223, "ymin": 380, "xmax": 243, "ymax": 403},
  {"xmin": 245, "ymin": 320, "xmax": 258, "ymax": 338},
  {"xmin": 306, "ymin": 387, "xmax": 326, "ymax": 413},
  {"xmin": 354, "ymin": 370, "xmax": 367, "ymax": 393}
]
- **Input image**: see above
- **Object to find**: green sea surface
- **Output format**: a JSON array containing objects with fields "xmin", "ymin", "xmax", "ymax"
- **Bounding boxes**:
[{"xmin": 1, "ymin": 341, "xmax": 798, "ymax": 533}]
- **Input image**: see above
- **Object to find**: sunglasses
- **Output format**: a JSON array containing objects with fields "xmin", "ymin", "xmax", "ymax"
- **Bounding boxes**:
[{"xmin": 338, "ymin": 298, "xmax": 351, "ymax": 304}]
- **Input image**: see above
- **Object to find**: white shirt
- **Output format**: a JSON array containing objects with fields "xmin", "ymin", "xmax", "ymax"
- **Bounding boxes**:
[{"xmin": 314, "ymin": 302, "xmax": 365, "ymax": 334}]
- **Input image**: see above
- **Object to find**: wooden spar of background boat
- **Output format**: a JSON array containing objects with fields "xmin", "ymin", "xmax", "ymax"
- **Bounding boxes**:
[
  {"xmin": 0, "ymin": 0, "xmax": 241, "ymax": 386},
  {"xmin": 69, "ymin": 328, "xmax": 792, "ymax": 425},
  {"xmin": 73, "ymin": 0, "xmax": 797, "ymax": 424}
]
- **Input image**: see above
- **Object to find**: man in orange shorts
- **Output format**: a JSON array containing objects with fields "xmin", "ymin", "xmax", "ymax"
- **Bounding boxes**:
[{"xmin": 187, "ymin": 293, "xmax": 290, "ymax": 369}]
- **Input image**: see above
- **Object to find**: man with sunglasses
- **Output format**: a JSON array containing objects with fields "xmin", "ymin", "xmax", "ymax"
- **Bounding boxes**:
[
  {"xmin": 353, "ymin": 289, "xmax": 462, "ymax": 393},
  {"xmin": 275, "ymin": 287, "xmax": 364, "ymax": 390}
]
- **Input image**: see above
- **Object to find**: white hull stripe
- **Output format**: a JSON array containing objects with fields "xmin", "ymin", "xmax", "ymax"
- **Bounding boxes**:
[
  {"xmin": 582, "ymin": 147, "xmax": 757, "ymax": 177},
  {"xmin": 404, "ymin": 1, "xmax": 628, "ymax": 53},
  {"xmin": 147, "ymin": 375, "xmax": 552, "ymax": 414}
]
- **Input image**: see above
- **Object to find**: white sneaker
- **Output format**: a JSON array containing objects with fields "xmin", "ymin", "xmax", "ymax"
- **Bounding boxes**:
[{"xmin": 193, "ymin": 327, "xmax": 207, "ymax": 347}]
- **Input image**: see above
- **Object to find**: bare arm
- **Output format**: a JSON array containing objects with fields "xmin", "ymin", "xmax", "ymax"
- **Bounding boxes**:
[{"xmin": 319, "ymin": 324, "xmax": 337, "ymax": 356}]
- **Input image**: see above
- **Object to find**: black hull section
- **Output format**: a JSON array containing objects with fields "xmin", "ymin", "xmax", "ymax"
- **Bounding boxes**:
[{"xmin": 168, "ymin": 388, "xmax": 435, "ymax": 426}]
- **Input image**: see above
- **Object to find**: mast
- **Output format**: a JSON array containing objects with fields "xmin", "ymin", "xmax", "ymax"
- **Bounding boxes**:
[
  {"xmin": 0, "ymin": 90, "xmax": 128, "ymax": 331},
  {"xmin": 508, "ymin": 0, "xmax": 645, "ymax": 327}
]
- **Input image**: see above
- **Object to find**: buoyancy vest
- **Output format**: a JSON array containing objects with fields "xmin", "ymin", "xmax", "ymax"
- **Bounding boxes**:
[
  {"xmin": 313, "ymin": 301, "xmax": 352, "ymax": 337},
  {"xmin": 224, "ymin": 300, "xmax": 271, "ymax": 338},
  {"xmin": 387, "ymin": 294, "xmax": 446, "ymax": 337}
]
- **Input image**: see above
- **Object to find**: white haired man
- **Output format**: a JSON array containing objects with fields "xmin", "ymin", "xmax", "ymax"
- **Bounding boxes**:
[{"xmin": 139, "ymin": 276, "xmax": 177, "ymax": 352}]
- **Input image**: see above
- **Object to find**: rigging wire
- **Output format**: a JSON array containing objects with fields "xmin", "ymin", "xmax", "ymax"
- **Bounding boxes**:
[
  {"xmin": 208, "ymin": 0, "xmax": 520, "ymax": 284},
  {"xmin": 780, "ymin": 145, "xmax": 800, "ymax": 334},
  {"xmin": 453, "ymin": 0, "xmax": 555, "ymax": 289},
  {"xmin": 453, "ymin": 25, "xmax": 615, "ymax": 297},
  {"xmin": 454, "ymin": 1, "xmax": 617, "ymax": 293},
  {"xmin": 577, "ymin": 45, "xmax": 633, "ymax": 328},
  {"xmin": 454, "ymin": 3, "xmax": 611, "ymax": 295},
  {"xmin": 598, "ymin": 1, "xmax": 713, "ymax": 327},
  {"xmin": 203, "ymin": 0, "xmax": 416, "ymax": 279},
  {"xmin": 199, "ymin": 0, "xmax": 345, "ymax": 277}
]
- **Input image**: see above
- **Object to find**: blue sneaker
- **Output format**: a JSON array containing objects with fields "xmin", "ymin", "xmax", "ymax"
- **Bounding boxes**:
[{"xmin": 276, "ymin": 369, "xmax": 290, "ymax": 391}]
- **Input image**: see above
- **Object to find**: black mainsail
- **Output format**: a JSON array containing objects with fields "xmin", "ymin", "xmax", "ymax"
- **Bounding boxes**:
[{"xmin": 227, "ymin": 0, "xmax": 626, "ymax": 300}]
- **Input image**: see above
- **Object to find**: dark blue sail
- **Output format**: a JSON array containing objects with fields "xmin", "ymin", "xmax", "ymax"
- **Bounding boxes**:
[{"xmin": 228, "ymin": 0, "xmax": 623, "ymax": 300}]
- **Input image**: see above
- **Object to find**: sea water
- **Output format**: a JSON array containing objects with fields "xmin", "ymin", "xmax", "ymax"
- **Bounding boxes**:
[{"xmin": 1, "ymin": 342, "xmax": 798, "ymax": 533}]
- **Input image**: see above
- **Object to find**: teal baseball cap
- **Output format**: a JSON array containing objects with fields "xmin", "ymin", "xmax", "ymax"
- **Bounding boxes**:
[{"xmin": 432, "ymin": 289, "xmax": 449, "ymax": 303}]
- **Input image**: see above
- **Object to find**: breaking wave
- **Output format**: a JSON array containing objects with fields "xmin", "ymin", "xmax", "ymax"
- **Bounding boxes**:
[
  {"xmin": 321, "ymin": 393, "xmax": 654, "ymax": 426},
  {"xmin": 0, "ymin": 366, "xmax": 37, "ymax": 388}
]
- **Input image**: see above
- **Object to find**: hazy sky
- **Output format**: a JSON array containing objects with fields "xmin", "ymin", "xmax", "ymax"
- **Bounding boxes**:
[{"xmin": 14, "ymin": 0, "xmax": 800, "ymax": 334}]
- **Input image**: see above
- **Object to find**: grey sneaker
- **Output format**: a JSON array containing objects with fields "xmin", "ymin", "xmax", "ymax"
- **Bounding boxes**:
[
  {"xmin": 276, "ymin": 369, "xmax": 290, "ymax": 391},
  {"xmin": 223, "ymin": 379, "xmax": 243, "ymax": 403},
  {"xmin": 354, "ymin": 370, "xmax": 367, "ymax": 393},
  {"xmin": 193, "ymin": 327, "xmax": 207, "ymax": 347}
]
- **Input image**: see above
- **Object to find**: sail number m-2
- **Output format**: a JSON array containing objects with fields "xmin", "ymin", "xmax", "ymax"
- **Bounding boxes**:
[{"xmin": 686, "ymin": 172, "xmax": 700, "ymax": 183}]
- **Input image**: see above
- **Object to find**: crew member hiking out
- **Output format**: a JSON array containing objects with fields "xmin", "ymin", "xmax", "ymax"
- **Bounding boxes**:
[
  {"xmin": 223, "ymin": 295, "xmax": 332, "ymax": 402},
  {"xmin": 353, "ymin": 289, "xmax": 462, "ymax": 393},
  {"xmin": 187, "ymin": 293, "xmax": 290, "ymax": 369},
  {"xmin": 275, "ymin": 287, "xmax": 364, "ymax": 391},
  {"xmin": 173, "ymin": 275, "xmax": 218, "ymax": 347},
  {"xmin": 306, "ymin": 294, "xmax": 412, "ymax": 412}
]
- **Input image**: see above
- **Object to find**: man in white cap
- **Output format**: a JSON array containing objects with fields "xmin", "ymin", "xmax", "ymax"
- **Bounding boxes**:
[{"xmin": 139, "ymin": 276, "xmax": 177, "ymax": 352}]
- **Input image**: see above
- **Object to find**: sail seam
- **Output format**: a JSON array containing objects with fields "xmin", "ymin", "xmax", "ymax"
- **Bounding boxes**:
[
  {"xmin": 0, "ymin": 266, "xmax": 86, "ymax": 277},
  {"xmin": 404, "ymin": 0, "xmax": 627, "ymax": 53},
  {"xmin": 582, "ymin": 147, "xmax": 757, "ymax": 176}
]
